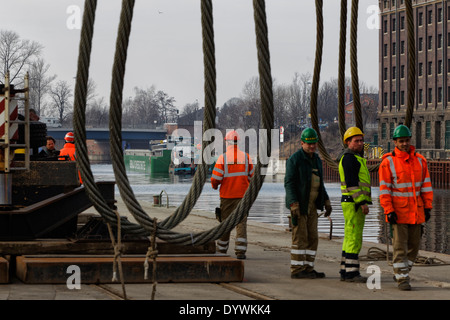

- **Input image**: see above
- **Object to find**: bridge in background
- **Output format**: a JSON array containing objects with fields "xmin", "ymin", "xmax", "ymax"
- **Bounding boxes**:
[
  {"xmin": 47, "ymin": 128, "xmax": 167, "ymax": 149},
  {"xmin": 47, "ymin": 128, "xmax": 167, "ymax": 162}
]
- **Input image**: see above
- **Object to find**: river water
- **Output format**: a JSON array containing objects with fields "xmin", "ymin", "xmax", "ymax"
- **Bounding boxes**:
[{"xmin": 91, "ymin": 164, "xmax": 450, "ymax": 255}]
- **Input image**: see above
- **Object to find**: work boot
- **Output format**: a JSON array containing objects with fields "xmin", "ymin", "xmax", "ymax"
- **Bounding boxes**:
[
  {"xmin": 310, "ymin": 270, "xmax": 326, "ymax": 278},
  {"xmin": 345, "ymin": 274, "xmax": 367, "ymax": 283},
  {"xmin": 398, "ymin": 281, "xmax": 411, "ymax": 291},
  {"xmin": 291, "ymin": 271, "xmax": 314, "ymax": 279}
]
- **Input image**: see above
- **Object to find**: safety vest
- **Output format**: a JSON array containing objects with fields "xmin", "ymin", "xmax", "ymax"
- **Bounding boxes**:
[
  {"xmin": 338, "ymin": 152, "xmax": 372, "ymax": 204},
  {"xmin": 379, "ymin": 146, "xmax": 433, "ymax": 224},
  {"xmin": 59, "ymin": 143, "xmax": 76, "ymax": 161},
  {"xmin": 211, "ymin": 145, "xmax": 254, "ymax": 198}
]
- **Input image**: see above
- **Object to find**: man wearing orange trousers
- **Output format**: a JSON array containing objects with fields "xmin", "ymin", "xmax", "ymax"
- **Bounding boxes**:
[
  {"xmin": 211, "ymin": 130, "xmax": 254, "ymax": 259},
  {"xmin": 379, "ymin": 125, "xmax": 433, "ymax": 291}
]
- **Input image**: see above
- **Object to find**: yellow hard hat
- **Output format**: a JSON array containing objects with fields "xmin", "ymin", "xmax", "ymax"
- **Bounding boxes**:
[{"xmin": 343, "ymin": 127, "xmax": 364, "ymax": 144}]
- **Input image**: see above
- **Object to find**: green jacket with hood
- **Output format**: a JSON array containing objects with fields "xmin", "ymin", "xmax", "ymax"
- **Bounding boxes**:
[{"xmin": 284, "ymin": 148, "xmax": 330, "ymax": 213}]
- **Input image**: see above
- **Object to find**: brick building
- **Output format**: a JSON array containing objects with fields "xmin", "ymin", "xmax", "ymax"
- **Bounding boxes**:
[{"xmin": 378, "ymin": 0, "xmax": 450, "ymax": 158}]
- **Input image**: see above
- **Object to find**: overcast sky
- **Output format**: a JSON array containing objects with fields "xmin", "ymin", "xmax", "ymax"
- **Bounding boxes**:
[{"xmin": 3, "ymin": 0, "xmax": 379, "ymax": 113}]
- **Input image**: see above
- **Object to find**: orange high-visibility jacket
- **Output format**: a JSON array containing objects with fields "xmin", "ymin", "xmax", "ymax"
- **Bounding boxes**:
[
  {"xmin": 59, "ymin": 143, "xmax": 82, "ymax": 184},
  {"xmin": 379, "ymin": 146, "xmax": 433, "ymax": 224},
  {"xmin": 211, "ymin": 145, "xmax": 254, "ymax": 199},
  {"xmin": 59, "ymin": 143, "xmax": 76, "ymax": 161}
]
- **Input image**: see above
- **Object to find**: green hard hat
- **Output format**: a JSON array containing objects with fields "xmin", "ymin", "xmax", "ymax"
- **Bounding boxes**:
[
  {"xmin": 301, "ymin": 128, "xmax": 318, "ymax": 143},
  {"xmin": 393, "ymin": 125, "xmax": 412, "ymax": 139}
]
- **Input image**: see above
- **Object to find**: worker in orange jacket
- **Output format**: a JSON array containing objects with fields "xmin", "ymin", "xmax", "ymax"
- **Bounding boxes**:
[
  {"xmin": 211, "ymin": 130, "xmax": 254, "ymax": 259},
  {"xmin": 59, "ymin": 132, "xmax": 82, "ymax": 184},
  {"xmin": 379, "ymin": 125, "xmax": 433, "ymax": 291}
]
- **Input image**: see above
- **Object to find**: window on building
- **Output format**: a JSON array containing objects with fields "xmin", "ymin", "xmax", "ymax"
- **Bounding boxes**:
[
  {"xmin": 428, "ymin": 36, "xmax": 433, "ymax": 50},
  {"xmin": 384, "ymin": 20, "xmax": 388, "ymax": 33},
  {"xmin": 448, "ymin": 87, "xmax": 450, "ymax": 102},
  {"xmin": 382, "ymin": 123, "xmax": 387, "ymax": 140},
  {"xmin": 418, "ymin": 12, "xmax": 423, "ymax": 26},
  {"xmin": 428, "ymin": 88, "xmax": 433, "ymax": 103},
  {"xmin": 428, "ymin": 10, "xmax": 433, "ymax": 24},
  {"xmin": 401, "ymin": 65, "xmax": 405, "ymax": 78},
  {"xmin": 419, "ymin": 89, "xmax": 423, "ymax": 104},
  {"xmin": 428, "ymin": 61, "xmax": 433, "ymax": 76},
  {"xmin": 426, "ymin": 121, "xmax": 431, "ymax": 139},
  {"xmin": 392, "ymin": 42, "xmax": 396, "ymax": 56},
  {"xmin": 392, "ymin": 18, "xmax": 396, "ymax": 32},
  {"xmin": 384, "ymin": 92, "xmax": 388, "ymax": 107},
  {"xmin": 400, "ymin": 16, "xmax": 405, "ymax": 30},
  {"xmin": 392, "ymin": 66, "xmax": 397, "ymax": 79},
  {"xmin": 392, "ymin": 91, "xmax": 397, "ymax": 106},
  {"xmin": 418, "ymin": 37, "xmax": 423, "ymax": 51},
  {"xmin": 438, "ymin": 60, "xmax": 443, "ymax": 74},
  {"xmin": 445, "ymin": 121, "xmax": 450, "ymax": 149},
  {"xmin": 384, "ymin": 44, "xmax": 388, "ymax": 57},
  {"xmin": 438, "ymin": 87, "xmax": 443, "ymax": 103},
  {"xmin": 401, "ymin": 90, "xmax": 405, "ymax": 105},
  {"xmin": 390, "ymin": 123, "xmax": 395, "ymax": 139},
  {"xmin": 384, "ymin": 68, "xmax": 388, "ymax": 81},
  {"xmin": 438, "ymin": 8, "xmax": 443, "ymax": 23},
  {"xmin": 401, "ymin": 40, "xmax": 405, "ymax": 54},
  {"xmin": 419, "ymin": 62, "xmax": 423, "ymax": 76},
  {"xmin": 438, "ymin": 34, "xmax": 443, "ymax": 49}
]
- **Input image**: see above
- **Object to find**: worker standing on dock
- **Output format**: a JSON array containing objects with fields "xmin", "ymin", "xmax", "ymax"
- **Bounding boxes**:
[
  {"xmin": 379, "ymin": 125, "xmax": 433, "ymax": 291},
  {"xmin": 59, "ymin": 131, "xmax": 82, "ymax": 184},
  {"xmin": 284, "ymin": 128, "xmax": 332, "ymax": 279},
  {"xmin": 338, "ymin": 127, "xmax": 372, "ymax": 282},
  {"xmin": 211, "ymin": 130, "xmax": 254, "ymax": 260},
  {"xmin": 59, "ymin": 132, "xmax": 76, "ymax": 161}
]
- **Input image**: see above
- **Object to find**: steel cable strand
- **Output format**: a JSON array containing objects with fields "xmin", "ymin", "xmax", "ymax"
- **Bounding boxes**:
[
  {"xmin": 350, "ymin": 0, "xmax": 380, "ymax": 172},
  {"xmin": 310, "ymin": 0, "xmax": 339, "ymax": 171},
  {"xmin": 162, "ymin": 0, "xmax": 275, "ymax": 246},
  {"xmin": 72, "ymin": 0, "xmax": 147, "ymax": 236},
  {"xmin": 158, "ymin": 0, "xmax": 217, "ymax": 230},
  {"xmin": 337, "ymin": 0, "xmax": 348, "ymax": 145},
  {"xmin": 108, "ymin": 0, "xmax": 216, "ymax": 234},
  {"xmin": 107, "ymin": 0, "xmax": 188, "ymax": 236},
  {"xmin": 108, "ymin": 0, "xmax": 158, "ymax": 233},
  {"xmin": 350, "ymin": 0, "xmax": 362, "ymax": 131},
  {"xmin": 404, "ymin": 0, "xmax": 415, "ymax": 128}
]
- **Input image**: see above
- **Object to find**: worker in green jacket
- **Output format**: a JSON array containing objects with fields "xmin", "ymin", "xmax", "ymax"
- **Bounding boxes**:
[
  {"xmin": 284, "ymin": 128, "xmax": 332, "ymax": 279},
  {"xmin": 338, "ymin": 127, "xmax": 372, "ymax": 282}
]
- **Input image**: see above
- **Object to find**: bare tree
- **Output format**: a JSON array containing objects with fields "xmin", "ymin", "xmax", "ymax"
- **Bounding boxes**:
[
  {"xmin": 29, "ymin": 58, "xmax": 56, "ymax": 116},
  {"xmin": 0, "ymin": 30, "xmax": 43, "ymax": 85},
  {"xmin": 86, "ymin": 96, "xmax": 108, "ymax": 127},
  {"xmin": 49, "ymin": 80, "xmax": 73, "ymax": 126}
]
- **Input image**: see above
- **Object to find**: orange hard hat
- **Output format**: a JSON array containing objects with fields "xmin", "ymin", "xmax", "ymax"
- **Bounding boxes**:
[
  {"xmin": 224, "ymin": 130, "xmax": 240, "ymax": 142},
  {"xmin": 65, "ymin": 132, "xmax": 75, "ymax": 142}
]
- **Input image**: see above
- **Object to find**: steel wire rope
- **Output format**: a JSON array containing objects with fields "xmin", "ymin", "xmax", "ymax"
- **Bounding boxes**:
[
  {"xmin": 404, "ymin": 0, "xmax": 415, "ymax": 128},
  {"xmin": 309, "ymin": 0, "xmax": 339, "ymax": 171},
  {"xmin": 73, "ymin": 0, "xmax": 274, "ymax": 245},
  {"xmin": 73, "ymin": 0, "xmax": 148, "ymax": 236},
  {"xmin": 337, "ymin": 0, "xmax": 348, "ymax": 143},
  {"xmin": 108, "ymin": 0, "xmax": 218, "ymax": 234}
]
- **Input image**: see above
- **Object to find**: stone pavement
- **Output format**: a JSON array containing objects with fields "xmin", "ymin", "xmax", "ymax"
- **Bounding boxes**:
[{"xmin": 0, "ymin": 197, "xmax": 449, "ymax": 302}]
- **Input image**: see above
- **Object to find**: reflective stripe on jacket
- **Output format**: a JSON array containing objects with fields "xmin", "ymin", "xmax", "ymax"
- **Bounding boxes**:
[
  {"xmin": 379, "ymin": 146, "xmax": 433, "ymax": 224},
  {"xmin": 211, "ymin": 145, "xmax": 254, "ymax": 198},
  {"xmin": 338, "ymin": 152, "xmax": 372, "ymax": 205}
]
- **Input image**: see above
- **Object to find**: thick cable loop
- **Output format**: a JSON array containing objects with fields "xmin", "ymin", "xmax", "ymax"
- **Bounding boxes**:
[{"xmin": 73, "ymin": 0, "xmax": 274, "ymax": 246}]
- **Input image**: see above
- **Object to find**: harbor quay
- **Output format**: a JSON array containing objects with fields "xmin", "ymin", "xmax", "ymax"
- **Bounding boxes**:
[{"xmin": 0, "ymin": 196, "xmax": 448, "ymax": 303}]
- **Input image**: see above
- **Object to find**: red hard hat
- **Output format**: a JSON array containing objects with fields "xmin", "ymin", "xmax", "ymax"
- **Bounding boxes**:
[
  {"xmin": 65, "ymin": 132, "xmax": 75, "ymax": 142},
  {"xmin": 224, "ymin": 130, "xmax": 240, "ymax": 142}
]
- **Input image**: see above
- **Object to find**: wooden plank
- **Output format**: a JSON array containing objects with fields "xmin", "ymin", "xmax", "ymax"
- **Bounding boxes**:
[
  {"xmin": 0, "ymin": 239, "xmax": 215, "ymax": 255},
  {"xmin": 0, "ymin": 256, "xmax": 9, "ymax": 284},
  {"xmin": 15, "ymin": 255, "xmax": 244, "ymax": 284}
]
